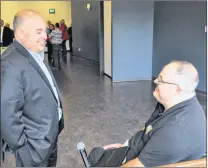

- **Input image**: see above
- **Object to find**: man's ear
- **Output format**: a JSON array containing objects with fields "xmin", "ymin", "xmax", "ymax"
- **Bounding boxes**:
[
  {"xmin": 176, "ymin": 86, "xmax": 182, "ymax": 94},
  {"xmin": 15, "ymin": 28, "xmax": 24, "ymax": 40}
]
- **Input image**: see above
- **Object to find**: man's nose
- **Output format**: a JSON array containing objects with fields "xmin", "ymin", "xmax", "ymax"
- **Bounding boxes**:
[
  {"xmin": 154, "ymin": 78, "xmax": 158, "ymax": 84},
  {"xmin": 42, "ymin": 32, "xmax": 47, "ymax": 40}
]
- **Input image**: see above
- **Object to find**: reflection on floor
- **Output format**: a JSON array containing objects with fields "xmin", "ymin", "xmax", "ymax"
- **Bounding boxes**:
[{"xmin": 2, "ymin": 53, "xmax": 207, "ymax": 167}]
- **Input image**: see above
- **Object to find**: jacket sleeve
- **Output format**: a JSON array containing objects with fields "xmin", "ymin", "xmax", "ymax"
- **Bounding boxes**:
[
  {"xmin": 1, "ymin": 60, "xmax": 52, "ymax": 166},
  {"xmin": 125, "ymin": 130, "xmax": 145, "ymax": 162}
]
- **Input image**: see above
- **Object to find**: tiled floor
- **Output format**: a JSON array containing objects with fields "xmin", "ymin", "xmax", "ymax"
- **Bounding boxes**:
[{"xmin": 2, "ymin": 53, "xmax": 206, "ymax": 167}]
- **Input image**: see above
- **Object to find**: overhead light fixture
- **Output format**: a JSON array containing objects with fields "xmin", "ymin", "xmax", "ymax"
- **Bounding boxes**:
[{"xmin": 86, "ymin": 4, "xmax": 91, "ymax": 11}]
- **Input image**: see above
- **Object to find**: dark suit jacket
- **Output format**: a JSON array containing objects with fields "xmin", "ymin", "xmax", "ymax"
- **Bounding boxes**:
[
  {"xmin": 2, "ymin": 26, "xmax": 14, "ymax": 46},
  {"xmin": 1, "ymin": 40, "xmax": 64, "ymax": 166}
]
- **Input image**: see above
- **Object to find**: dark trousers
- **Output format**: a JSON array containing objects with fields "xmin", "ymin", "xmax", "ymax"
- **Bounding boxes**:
[
  {"xmin": 52, "ymin": 44, "xmax": 62, "ymax": 69},
  {"xmin": 47, "ymin": 42, "xmax": 53, "ymax": 63},
  {"xmin": 62, "ymin": 40, "xmax": 67, "ymax": 62},
  {"xmin": 69, "ymin": 38, "xmax": 73, "ymax": 53}
]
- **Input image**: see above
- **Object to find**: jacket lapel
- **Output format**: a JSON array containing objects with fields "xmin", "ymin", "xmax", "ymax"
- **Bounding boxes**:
[
  {"xmin": 45, "ymin": 63, "xmax": 63, "ymax": 107},
  {"xmin": 13, "ymin": 40, "xmax": 58, "ymax": 103}
]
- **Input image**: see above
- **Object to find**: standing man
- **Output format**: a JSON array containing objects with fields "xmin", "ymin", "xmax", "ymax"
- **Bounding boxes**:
[
  {"xmin": 49, "ymin": 23, "xmax": 63, "ymax": 69},
  {"xmin": 1, "ymin": 9, "xmax": 64, "ymax": 167},
  {"xmin": 46, "ymin": 20, "xmax": 53, "ymax": 64},
  {"xmin": 0, "ymin": 19, "xmax": 14, "ymax": 47},
  {"xmin": 68, "ymin": 24, "xmax": 73, "ymax": 54}
]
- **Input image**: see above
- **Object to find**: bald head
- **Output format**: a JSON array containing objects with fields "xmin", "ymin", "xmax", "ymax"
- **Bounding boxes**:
[
  {"xmin": 166, "ymin": 61, "xmax": 199, "ymax": 91},
  {"xmin": 153, "ymin": 60, "xmax": 199, "ymax": 109},
  {"xmin": 13, "ymin": 9, "xmax": 47, "ymax": 53},
  {"xmin": 13, "ymin": 9, "xmax": 40, "ymax": 33}
]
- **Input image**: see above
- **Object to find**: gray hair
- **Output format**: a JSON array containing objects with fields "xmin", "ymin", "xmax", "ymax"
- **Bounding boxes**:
[
  {"xmin": 13, "ymin": 14, "xmax": 22, "ymax": 32},
  {"xmin": 170, "ymin": 60, "xmax": 199, "ymax": 91}
]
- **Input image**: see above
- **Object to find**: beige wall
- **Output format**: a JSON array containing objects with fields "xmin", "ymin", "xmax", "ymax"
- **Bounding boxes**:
[{"xmin": 1, "ymin": 1, "xmax": 72, "ymax": 29}]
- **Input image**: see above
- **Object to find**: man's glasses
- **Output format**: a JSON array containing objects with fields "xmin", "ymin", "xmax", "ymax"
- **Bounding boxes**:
[{"xmin": 157, "ymin": 76, "xmax": 180, "ymax": 88}]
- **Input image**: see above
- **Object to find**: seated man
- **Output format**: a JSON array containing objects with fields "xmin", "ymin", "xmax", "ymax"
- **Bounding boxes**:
[{"xmin": 103, "ymin": 61, "xmax": 206, "ymax": 167}]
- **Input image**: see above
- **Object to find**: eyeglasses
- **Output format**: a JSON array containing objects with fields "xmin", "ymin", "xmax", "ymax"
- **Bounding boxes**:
[{"xmin": 157, "ymin": 76, "xmax": 180, "ymax": 87}]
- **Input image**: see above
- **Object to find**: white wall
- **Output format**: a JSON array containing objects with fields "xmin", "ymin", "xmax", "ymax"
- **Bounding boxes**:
[{"xmin": 104, "ymin": 1, "xmax": 112, "ymax": 77}]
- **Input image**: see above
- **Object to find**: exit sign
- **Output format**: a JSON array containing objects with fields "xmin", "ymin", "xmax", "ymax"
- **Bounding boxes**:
[{"xmin": 49, "ymin": 9, "xmax": 55, "ymax": 14}]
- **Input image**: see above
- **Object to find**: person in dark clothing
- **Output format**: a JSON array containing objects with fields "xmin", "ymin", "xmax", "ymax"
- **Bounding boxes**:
[
  {"xmin": 48, "ymin": 24, "xmax": 55, "ymax": 63},
  {"xmin": 46, "ymin": 21, "xmax": 52, "ymax": 64},
  {"xmin": 103, "ymin": 61, "xmax": 206, "ymax": 167},
  {"xmin": 0, "ymin": 19, "xmax": 14, "ymax": 47},
  {"xmin": 68, "ymin": 25, "xmax": 72, "ymax": 53}
]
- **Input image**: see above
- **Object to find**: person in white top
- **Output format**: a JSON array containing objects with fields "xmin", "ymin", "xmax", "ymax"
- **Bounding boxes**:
[{"xmin": 48, "ymin": 23, "xmax": 63, "ymax": 69}]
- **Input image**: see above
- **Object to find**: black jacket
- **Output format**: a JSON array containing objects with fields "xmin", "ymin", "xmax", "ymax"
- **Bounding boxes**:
[{"xmin": 2, "ymin": 26, "xmax": 14, "ymax": 46}]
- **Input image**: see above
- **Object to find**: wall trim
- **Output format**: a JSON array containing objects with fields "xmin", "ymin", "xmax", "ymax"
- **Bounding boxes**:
[
  {"xmin": 71, "ymin": 55, "xmax": 99, "ymax": 64},
  {"xmin": 104, "ymin": 73, "xmax": 112, "ymax": 79},
  {"xmin": 113, "ymin": 77, "xmax": 152, "ymax": 83}
]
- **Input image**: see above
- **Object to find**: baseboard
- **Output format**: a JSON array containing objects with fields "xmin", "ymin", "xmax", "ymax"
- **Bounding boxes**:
[
  {"xmin": 113, "ymin": 77, "xmax": 152, "ymax": 83},
  {"xmin": 152, "ymin": 77, "xmax": 206, "ymax": 96},
  {"xmin": 104, "ymin": 73, "xmax": 112, "ymax": 79},
  {"xmin": 100, "ymin": 70, "xmax": 104, "ymax": 75},
  {"xmin": 71, "ymin": 55, "xmax": 99, "ymax": 64}
]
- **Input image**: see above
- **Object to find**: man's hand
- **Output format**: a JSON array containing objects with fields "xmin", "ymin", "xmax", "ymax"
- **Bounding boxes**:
[{"xmin": 103, "ymin": 143, "xmax": 123, "ymax": 150}]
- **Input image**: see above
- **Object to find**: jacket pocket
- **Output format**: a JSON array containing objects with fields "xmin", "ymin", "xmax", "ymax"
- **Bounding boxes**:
[{"xmin": 15, "ymin": 143, "xmax": 35, "ymax": 167}]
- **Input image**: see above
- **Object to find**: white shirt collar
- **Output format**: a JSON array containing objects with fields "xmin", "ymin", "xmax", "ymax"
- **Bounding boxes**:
[
  {"xmin": 27, "ymin": 49, "xmax": 45, "ymax": 62},
  {"xmin": 16, "ymin": 40, "xmax": 44, "ymax": 62}
]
